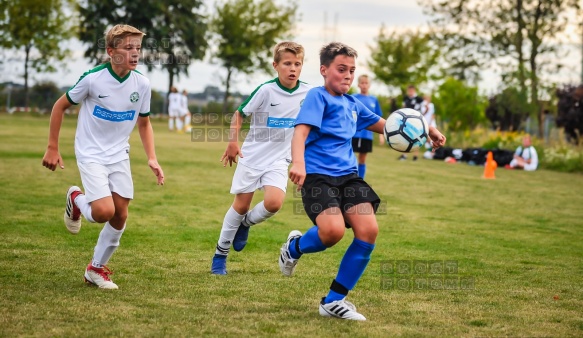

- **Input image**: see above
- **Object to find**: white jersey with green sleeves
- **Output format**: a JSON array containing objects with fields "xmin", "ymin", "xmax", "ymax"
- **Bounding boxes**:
[
  {"xmin": 238, "ymin": 78, "xmax": 311, "ymax": 170},
  {"xmin": 66, "ymin": 62, "xmax": 151, "ymax": 165}
]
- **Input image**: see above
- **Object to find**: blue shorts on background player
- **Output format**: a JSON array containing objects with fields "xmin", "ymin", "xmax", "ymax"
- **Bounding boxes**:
[{"xmin": 280, "ymin": 42, "xmax": 446, "ymax": 321}]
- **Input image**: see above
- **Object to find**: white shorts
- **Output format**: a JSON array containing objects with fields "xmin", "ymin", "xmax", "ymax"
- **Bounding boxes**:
[
  {"xmin": 169, "ymin": 107, "xmax": 182, "ymax": 117},
  {"xmin": 77, "ymin": 160, "xmax": 134, "ymax": 202},
  {"xmin": 230, "ymin": 162, "xmax": 288, "ymax": 194}
]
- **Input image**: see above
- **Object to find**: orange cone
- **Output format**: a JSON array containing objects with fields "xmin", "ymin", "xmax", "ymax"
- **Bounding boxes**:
[{"xmin": 483, "ymin": 151, "xmax": 497, "ymax": 179}]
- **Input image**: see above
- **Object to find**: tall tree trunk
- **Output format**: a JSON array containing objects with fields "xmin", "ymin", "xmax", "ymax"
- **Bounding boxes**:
[
  {"xmin": 530, "ymin": 0, "xmax": 543, "ymax": 138},
  {"xmin": 24, "ymin": 44, "xmax": 31, "ymax": 110},
  {"xmin": 222, "ymin": 68, "xmax": 233, "ymax": 113},
  {"xmin": 516, "ymin": 0, "xmax": 526, "ymax": 97},
  {"xmin": 167, "ymin": 62, "xmax": 175, "ymax": 115}
]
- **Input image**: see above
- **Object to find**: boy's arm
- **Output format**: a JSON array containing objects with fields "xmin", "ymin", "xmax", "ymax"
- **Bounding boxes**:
[
  {"xmin": 366, "ymin": 118, "xmax": 386, "ymax": 134},
  {"xmin": 220, "ymin": 110, "xmax": 245, "ymax": 167},
  {"xmin": 42, "ymin": 94, "xmax": 72, "ymax": 171},
  {"xmin": 137, "ymin": 116, "xmax": 165, "ymax": 185},
  {"xmin": 428, "ymin": 126, "xmax": 446, "ymax": 149},
  {"xmin": 289, "ymin": 124, "xmax": 311, "ymax": 190}
]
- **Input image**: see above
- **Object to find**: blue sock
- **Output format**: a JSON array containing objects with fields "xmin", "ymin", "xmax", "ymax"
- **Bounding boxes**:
[
  {"xmin": 288, "ymin": 226, "xmax": 326, "ymax": 259},
  {"xmin": 358, "ymin": 164, "xmax": 366, "ymax": 178},
  {"xmin": 324, "ymin": 238, "xmax": 375, "ymax": 303}
]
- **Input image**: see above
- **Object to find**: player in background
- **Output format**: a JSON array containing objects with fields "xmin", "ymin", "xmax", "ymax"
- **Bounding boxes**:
[
  {"xmin": 351, "ymin": 75, "xmax": 383, "ymax": 179},
  {"xmin": 42, "ymin": 24, "xmax": 165, "ymax": 289},
  {"xmin": 399, "ymin": 84, "xmax": 424, "ymax": 161},
  {"xmin": 281, "ymin": 42, "xmax": 445, "ymax": 320},
  {"xmin": 211, "ymin": 42, "xmax": 311, "ymax": 275},
  {"xmin": 168, "ymin": 86, "xmax": 182, "ymax": 132},
  {"xmin": 421, "ymin": 94, "xmax": 437, "ymax": 157},
  {"xmin": 181, "ymin": 89, "xmax": 191, "ymax": 132}
]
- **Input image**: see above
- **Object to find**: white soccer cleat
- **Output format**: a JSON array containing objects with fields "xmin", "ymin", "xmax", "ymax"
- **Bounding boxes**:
[
  {"xmin": 319, "ymin": 298, "xmax": 366, "ymax": 321},
  {"xmin": 64, "ymin": 186, "xmax": 83, "ymax": 234},
  {"xmin": 84, "ymin": 264, "xmax": 118, "ymax": 289},
  {"xmin": 279, "ymin": 230, "xmax": 302, "ymax": 277}
]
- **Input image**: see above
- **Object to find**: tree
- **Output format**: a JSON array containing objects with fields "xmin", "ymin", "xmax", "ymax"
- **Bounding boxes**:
[
  {"xmin": 0, "ymin": 0, "xmax": 73, "ymax": 108},
  {"xmin": 210, "ymin": 0, "xmax": 298, "ymax": 112},
  {"xmin": 419, "ymin": 0, "xmax": 581, "ymax": 138},
  {"xmin": 368, "ymin": 27, "xmax": 440, "ymax": 96},
  {"xmin": 433, "ymin": 78, "xmax": 487, "ymax": 131},
  {"xmin": 77, "ymin": 0, "xmax": 208, "ymax": 104},
  {"xmin": 485, "ymin": 86, "xmax": 530, "ymax": 131}
]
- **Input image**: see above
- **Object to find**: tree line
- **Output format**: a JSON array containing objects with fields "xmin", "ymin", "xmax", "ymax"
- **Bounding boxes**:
[{"xmin": 1, "ymin": 0, "xmax": 581, "ymax": 140}]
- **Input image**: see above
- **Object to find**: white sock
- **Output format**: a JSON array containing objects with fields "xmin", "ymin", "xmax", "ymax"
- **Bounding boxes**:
[
  {"xmin": 215, "ymin": 207, "xmax": 245, "ymax": 256},
  {"xmin": 243, "ymin": 201, "xmax": 276, "ymax": 227},
  {"xmin": 74, "ymin": 194, "xmax": 95, "ymax": 223},
  {"xmin": 169, "ymin": 118, "xmax": 174, "ymax": 130},
  {"xmin": 185, "ymin": 114, "xmax": 191, "ymax": 129},
  {"xmin": 176, "ymin": 118, "xmax": 183, "ymax": 131},
  {"xmin": 91, "ymin": 222, "xmax": 125, "ymax": 268}
]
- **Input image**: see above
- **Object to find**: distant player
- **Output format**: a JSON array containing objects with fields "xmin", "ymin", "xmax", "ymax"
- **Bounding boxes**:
[
  {"xmin": 168, "ymin": 86, "xmax": 182, "ymax": 132},
  {"xmin": 351, "ymin": 75, "xmax": 383, "ymax": 179},
  {"xmin": 282, "ymin": 42, "xmax": 446, "ymax": 320},
  {"xmin": 399, "ymin": 84, "xmax": 424, "ymax": 160},
  {"xmin": 421, "ymin": 94, "xmax": 437, "ymax": 153},
  {"xmin": 211, "ymin": 42, "xmax": 310, "ymax": 275},
  {"xmin": 181, "ymin": 89, "xmax": 191, "ymax": 132},
  {"xmin": 42, "ymin": 24, "xmax": 165, "ymax": 289}
]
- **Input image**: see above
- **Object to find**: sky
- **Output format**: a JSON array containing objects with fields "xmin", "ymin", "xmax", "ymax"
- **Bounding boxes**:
[{"xmin": 2, "ymin": 0, "xmax": 582, "ymax": 96}]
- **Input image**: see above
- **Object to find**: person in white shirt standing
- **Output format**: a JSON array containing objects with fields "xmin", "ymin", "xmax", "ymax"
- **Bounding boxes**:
[
  {"xmin": 506, "ymin": 135, "xmax": 538, "ymax": 171},
  {"xmin": 168, "ymin": 86, "xmax": 182, "ymax": 132},
  {"xmin": 42, "ymin": 24, "xmax": 165, "ymax": 289},
  {"xmin": 421, "ymin": 94, "xmax": 437, "ymax": 158},
  {"xmin": 180, "ymin": 89, "xmax": 191, "ymax": 132},
  {"xmin": 211, "ymin": 41, "xmax": 311, "ymax": 275}
]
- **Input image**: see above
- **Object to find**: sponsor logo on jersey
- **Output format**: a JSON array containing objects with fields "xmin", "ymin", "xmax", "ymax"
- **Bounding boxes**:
[
  {"xmin": 352, "ymin": 111, "xmax": 357, "ymax": 121},
  {"xmin": 98, "ymin": 94, "xmax": 109, "ymax": 98},
  {"xmin": 93, "ymin": 105, "xmax": 136, "ymax": 122},
  {"xmin": 266, "ymin": 117, "xmax": 295, "ymax": 128},
  {"xmin": 130, "ymin": 92, "xmax": 139, "ymax": 103},
  {"xmin": 270, "ymin": 102, "xmax": 281, "ymax": 106}
]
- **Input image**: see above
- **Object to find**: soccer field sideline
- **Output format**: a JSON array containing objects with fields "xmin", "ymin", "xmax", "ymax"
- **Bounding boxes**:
[{"xmin": 1, "ymin": 114, "xmax": 582, "ymax": 337}]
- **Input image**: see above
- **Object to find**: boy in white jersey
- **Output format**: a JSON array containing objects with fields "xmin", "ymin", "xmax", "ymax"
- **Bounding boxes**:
[
  {"xmin": 168, "ymin": 86, "xmax": 182, "ymax": 132},
  {"xmin": 211, "ymin": 41, "xmax": 310, "ymax": 275},
  {"xmin": 42, "ymin": 24, "xmax": 165, "ymax": 289}
]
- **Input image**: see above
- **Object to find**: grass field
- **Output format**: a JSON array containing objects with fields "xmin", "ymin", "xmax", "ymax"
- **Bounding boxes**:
[{"xmin": 1, "ymin": 113, "xmax": 582, "ymax": 337}]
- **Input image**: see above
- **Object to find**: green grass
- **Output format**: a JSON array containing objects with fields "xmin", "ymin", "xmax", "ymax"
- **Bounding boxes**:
[{"xmin": 1, "ymin": 113, "xmax": 582, "ymax": 337}]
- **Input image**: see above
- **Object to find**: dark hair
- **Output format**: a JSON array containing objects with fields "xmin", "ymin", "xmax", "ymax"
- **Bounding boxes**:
[
  {"xmin": 319, "ymin": 42, "xmax": 358, "ymax": 66},
  {"xmin": 407, "ymin": 84, "xmax": 416, "ymax": 90}
]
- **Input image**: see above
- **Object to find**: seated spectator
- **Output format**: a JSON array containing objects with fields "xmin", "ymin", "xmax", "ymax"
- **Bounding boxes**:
[{"xmin": 505, "ymin": 135, "xmax": 538, "ymax": 171}]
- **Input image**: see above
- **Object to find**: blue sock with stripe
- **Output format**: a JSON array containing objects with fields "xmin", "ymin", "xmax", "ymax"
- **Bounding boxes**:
[
  {"xmin": 358, "ymin": 164, "xmax": 366, "ymax": 178},
  {"xmin": 324, "ymin": 238, "xmax": 375, "ymax": 303},
  {"xmin": 288, "ymin": 226, "xmax": 326, "ymax": 259}
]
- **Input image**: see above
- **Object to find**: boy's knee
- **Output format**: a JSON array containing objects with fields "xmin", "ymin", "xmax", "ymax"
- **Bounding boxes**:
[
  {"xmin": 263, "ymin": 199, "xmax": 283, "ymax": 213},
  {"xmin": 92, "ymin": 206, "xmax": 115, "ymax": 223},
  {"xmin": 319, "ymin": 226, "xmax": 345, "ymax": 247}
]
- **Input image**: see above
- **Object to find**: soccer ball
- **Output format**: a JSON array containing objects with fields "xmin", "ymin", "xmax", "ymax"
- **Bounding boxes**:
[{"xmin": 384, "ymin": 108, "xmax": 429, "ymax": 153}]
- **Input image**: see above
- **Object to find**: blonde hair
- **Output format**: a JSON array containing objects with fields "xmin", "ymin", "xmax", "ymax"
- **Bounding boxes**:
[
  {"xmin": 105, "ymin": 24, "xmax": 145, "ymax": 48},
  {"xmin": 358, "ymin": 74, "xmax": 369, "ymax": 82},
  {"xmin": 273, "ymin": 41, "xmax": 304, "ymax": 63}
]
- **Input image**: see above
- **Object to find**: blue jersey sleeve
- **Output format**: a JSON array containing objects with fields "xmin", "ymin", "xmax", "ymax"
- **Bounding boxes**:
[
  {"xmin": 294, "ymin": 88, "xmax": 325, "ymax": 129},
  {"xmin": 355, "ymin": 97, "xmax": 381, "ymax": 131}
]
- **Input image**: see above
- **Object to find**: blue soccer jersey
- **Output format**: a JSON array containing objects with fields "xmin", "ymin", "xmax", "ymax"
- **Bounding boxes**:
[
  {"xmin": 294, "ymin": 86, "xmax": 381, "ymax": 176},
  {"xmin": 352, "ymin": 93, "xmax": 383, "ymax": 140}
]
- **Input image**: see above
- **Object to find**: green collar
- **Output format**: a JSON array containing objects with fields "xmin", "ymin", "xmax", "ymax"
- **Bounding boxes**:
[
  {"xmin": 106, "ymin": 62, "xmax": 131, "ymax": 83},
  {"xmin": 275, "ymin": 78, "xmax": 301, "ymax": 93}
]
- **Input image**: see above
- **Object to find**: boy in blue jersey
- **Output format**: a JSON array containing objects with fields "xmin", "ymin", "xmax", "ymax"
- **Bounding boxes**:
[
  {"xmin": 279, "ymin": 42, "xmax": 446, "ymax": 320},
  {"xmin": 211, "ymin": 42, "xmax": 311, "ymax": 275},
  {"xmin": 351, "ymin": 74, "xmax": 383, "ymax": 179}
]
